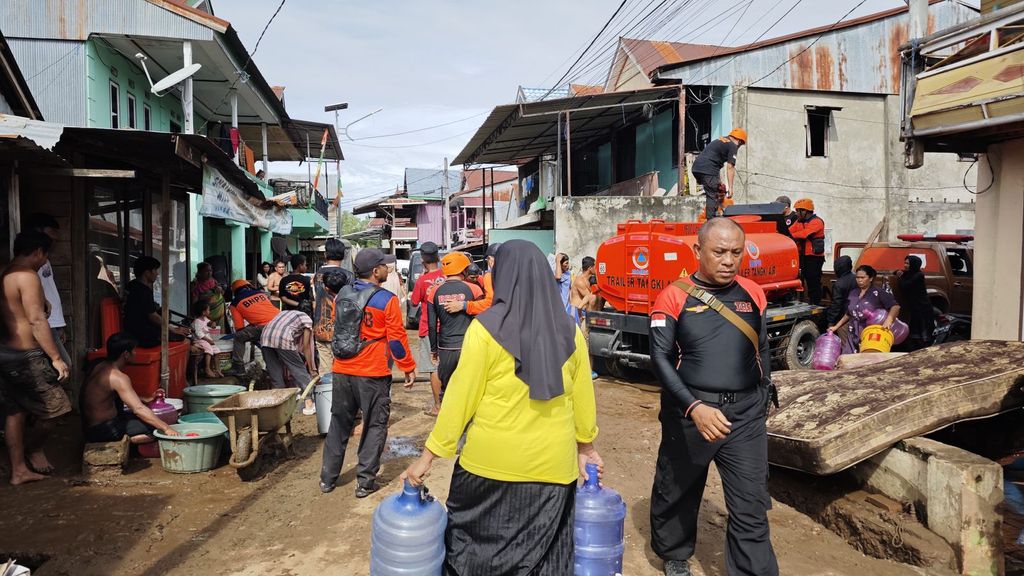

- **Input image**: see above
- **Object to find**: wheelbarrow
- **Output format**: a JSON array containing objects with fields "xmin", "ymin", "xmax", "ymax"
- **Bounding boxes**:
[{"xmin": 208, "ymin": 375, "xmax": 321, "ymax": 479}]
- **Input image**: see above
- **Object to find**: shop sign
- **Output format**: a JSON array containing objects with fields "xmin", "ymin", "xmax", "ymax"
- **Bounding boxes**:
[{"xmin": 201, "ymin": 165, "xmax": 292, "ymax": 234}]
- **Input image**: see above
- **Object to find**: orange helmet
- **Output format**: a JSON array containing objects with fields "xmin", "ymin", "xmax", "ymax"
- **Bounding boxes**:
[
  {"xmin": 794, "ymin": 198, "xmax": 815, "ymax": 212},
  {"xmin": 728, "ymin": 128, "xmax": 747, "ymax": 143},
  {"xmin": 441, "ymin": 252, "xmax": 472, "ymax": 276},
  {"xmin": 231, "ymin": 279, "xmax": 250, "ymax": 291}
]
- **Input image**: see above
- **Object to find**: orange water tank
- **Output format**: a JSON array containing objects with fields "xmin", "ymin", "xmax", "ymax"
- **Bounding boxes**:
[{"xmin": 595, "ymin": 219, "xmax": 802, "ymax": 315}]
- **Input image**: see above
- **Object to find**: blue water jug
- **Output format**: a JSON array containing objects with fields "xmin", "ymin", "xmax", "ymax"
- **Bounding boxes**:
[
  {"xmin": 370, "ymin": 480, "xmax": 447, "ymax": 575},
  {"xmin": 574, "ymin": 463, "xmax": 626, "ymax": 576}
]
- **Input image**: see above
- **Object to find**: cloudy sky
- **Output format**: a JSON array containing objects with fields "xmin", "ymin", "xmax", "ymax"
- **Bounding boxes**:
[{"xmin": 213, "ymin": 0, "xmax": 978, "ymax": 210}]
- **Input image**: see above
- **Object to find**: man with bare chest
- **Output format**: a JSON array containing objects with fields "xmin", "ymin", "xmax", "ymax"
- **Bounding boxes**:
[
  {"xmin": 0, "ymin": 231, "xmax": 71, "ymax": 485},
  {"xmin": 81, "ymin": 333, "xmax": 178, "ymax": 444}
]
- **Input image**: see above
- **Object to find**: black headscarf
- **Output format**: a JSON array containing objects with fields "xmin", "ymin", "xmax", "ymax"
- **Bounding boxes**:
[
  {"xmin": 477, "ymin": 240, "xmax": 577, "ymax": 400},
  {"xmin": 835, "ymin": 255, "xmax": 853, "ymax": 278}
]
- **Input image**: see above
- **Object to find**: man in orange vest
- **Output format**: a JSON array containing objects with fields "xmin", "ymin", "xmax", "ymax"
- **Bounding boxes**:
[
  {"xmin": 691, "ymin": 128, "xmax": 746, "ymax": 219},
  {"xmin": 789, "ymin": 198, "xmax": 827, "ymax": 305}
]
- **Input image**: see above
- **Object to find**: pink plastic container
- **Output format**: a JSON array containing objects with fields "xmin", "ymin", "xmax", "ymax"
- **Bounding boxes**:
[
  {"xmin": 863, "ymin": 308, "xmax": 909, "ymax": 346},
  {"xmin": 147, "ymin": 389, "xmax": 179, "ymax": 426},
  {"xmin": 811, "ymin": 333, "xmax": 842, "ymax": 370}
]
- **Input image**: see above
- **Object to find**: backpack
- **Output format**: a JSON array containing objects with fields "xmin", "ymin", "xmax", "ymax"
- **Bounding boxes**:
[{"xmin": 332, "ymin": 284, "xmax": 382, "ymax": 359}]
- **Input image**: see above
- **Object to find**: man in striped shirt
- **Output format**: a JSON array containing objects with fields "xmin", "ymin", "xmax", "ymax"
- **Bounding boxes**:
[{"xmin": 260, "ymin": 309, "xmax": 317, "ymax": 414}]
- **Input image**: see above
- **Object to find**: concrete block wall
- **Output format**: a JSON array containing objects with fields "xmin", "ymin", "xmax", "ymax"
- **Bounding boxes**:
[
  {"xmin": 552, "ymin": 196, "xmax": 704, "ymax": 262},
  {"xmin": 852, "ymin": 437, "xmax": 1004, "ymax": 575}
]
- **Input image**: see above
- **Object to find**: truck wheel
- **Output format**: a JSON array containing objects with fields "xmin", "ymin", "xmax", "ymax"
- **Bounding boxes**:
[{"xmin": 782, "ymin": 320, "xmax": 820, "ymax": 371}]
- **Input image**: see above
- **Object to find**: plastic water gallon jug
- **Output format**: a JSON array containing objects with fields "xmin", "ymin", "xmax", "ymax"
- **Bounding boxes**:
[
  {"xmin": 574, "ymin": 463, "xmax": 626, "ymax": 576},
  {"xmin": 863, "ymin": 308, "xmax": 909, "ymax": 346},
  {"xmin": 147, "ymin": 389, "xmax": 179, "ymax": 426},
  {"xmin": 370, "ymin": 480, "xmax": 446, "ymax": 575},
  {"xmin": 811, "ymin": 333, "xmax": 842, "ymax": 370}
]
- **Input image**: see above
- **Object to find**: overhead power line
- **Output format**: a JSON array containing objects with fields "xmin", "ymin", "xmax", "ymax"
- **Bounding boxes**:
[{"xmin": 540, "ymin": 0, "xmax": 632, "ymax": 101}]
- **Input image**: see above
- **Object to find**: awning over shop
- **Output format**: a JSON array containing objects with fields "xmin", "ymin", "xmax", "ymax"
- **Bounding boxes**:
[
  {"xmin": 451, "ymin": 87, "xmax": 681, "ymax": 166},
  {"xmin": 0, "ymin": 117, "xmax": 288, "ymax": 234}
]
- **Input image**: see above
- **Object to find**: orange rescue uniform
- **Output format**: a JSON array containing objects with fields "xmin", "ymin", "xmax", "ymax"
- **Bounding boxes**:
[{"xmin": 332, "ymin": 281, "xmax": 416, "ymax": 377}]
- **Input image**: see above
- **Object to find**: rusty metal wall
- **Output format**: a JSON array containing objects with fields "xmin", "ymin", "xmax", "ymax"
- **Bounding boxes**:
[
  {"xmin": 0, "ymin": 0, "xmax": 214, "ymax": 42},
  {"xmin": 6, "ymin": 38, "xmax": 87, "ymax": 125},
  {"xmin": 660, "ymin": 2, "xmax": 977, "ymax": 95}
]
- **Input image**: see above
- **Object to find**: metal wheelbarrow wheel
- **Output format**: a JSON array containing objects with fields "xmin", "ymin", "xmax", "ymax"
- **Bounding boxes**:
[{"xmin": 235, "ymin": 426, "xmax": 253, "ymax": 465}]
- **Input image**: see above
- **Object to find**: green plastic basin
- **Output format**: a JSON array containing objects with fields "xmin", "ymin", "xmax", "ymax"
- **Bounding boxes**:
[
  {"xmin": 179, "ymin": 412, "xmax": 229, "ymax": 442},
  {"xmin": 183, "ymin": 385, "xmax": 245, "ymax": 414},
  {"xmin": 153, "ymin": 422, "xmax": 226, "ymax": 473}
]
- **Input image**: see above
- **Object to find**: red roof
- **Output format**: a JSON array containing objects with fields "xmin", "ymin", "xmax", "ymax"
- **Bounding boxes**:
[
  {"xmin": 462, "ymin": 169, "xmax": 518, "ymax": 192},
  {"xmin": 620, "ymin": 38, "xmax": 725, "ymax": 76},
  {"xmin": 571, "ymin": 84, "xmax": 604, "ymax": 96}
]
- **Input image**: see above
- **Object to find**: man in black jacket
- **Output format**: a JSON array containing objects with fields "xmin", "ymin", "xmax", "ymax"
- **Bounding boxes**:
[
  {"xmin": 648, "ymin": 218, "xmax": 778, "ymax": 576},
  {"xmin": 826, "ymin": 256, "xmax": 855, "ymax": 326}
]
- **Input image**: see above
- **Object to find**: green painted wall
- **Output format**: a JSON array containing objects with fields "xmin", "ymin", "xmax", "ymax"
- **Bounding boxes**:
[
  {"xmin": 634, "ymin": 109, "xmax": 677, "ymax": 192},
  {"xmin": 85, "ymin": 39, "xmax": 208, "ymax": 131},
  {"xmin": 291, "ymin": 208, "xmax": 328, "ymax": 236},
  {"xmin": 488, "ymin": 229, "xmax": 554, "ymax": 256}
]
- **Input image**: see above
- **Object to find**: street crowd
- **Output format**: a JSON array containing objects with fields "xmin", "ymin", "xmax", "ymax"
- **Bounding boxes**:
[{"xmin": 0, "ymin": 127, "xmax": 940, "ymax": 576}]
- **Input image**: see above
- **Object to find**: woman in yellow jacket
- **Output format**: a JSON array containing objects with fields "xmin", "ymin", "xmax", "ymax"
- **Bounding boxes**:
[{"xmin": 403, "ymin": 239, "xmax": 603, "ymax": 576}]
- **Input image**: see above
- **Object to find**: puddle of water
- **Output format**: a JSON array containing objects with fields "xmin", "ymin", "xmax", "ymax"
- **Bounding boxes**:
[{"xmin": 382, "ymin": 436, "xmax": 424, "ymax": 462}]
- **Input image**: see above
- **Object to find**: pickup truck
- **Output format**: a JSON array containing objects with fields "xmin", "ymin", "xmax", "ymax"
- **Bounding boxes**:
[{"xmin": 822, "ymin": 234, "xmax": 973, "ymax": 316}]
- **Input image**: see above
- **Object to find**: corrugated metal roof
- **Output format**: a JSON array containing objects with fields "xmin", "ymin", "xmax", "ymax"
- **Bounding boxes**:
[
  {"xmin": 656, "ymin": 1, "xmax": 978, "ymax": 95},
  {"xmin": 5, "ymin": 38, "xmax": 87, "ymax": 126},
  {"xmin": 452, "ymin": 86, "xmax": 681, "ymax": 166},
  {"xmin": 517, "ymin": 86, "xmax": 571, "ymax": 103},
  {"xmin": 621, "ymin": 38, "xmax": 724, "ymax": 76},
  {"xmin": 0, "ymin": 114, "xmax": 65, "ymax": 149},
  {"xmin": 0, "ymin": 0, "xmax": 217, "ymax": 42},
  {"xmin": 405, "ymin": 167, "xmax": 462, "ymax": 198}
]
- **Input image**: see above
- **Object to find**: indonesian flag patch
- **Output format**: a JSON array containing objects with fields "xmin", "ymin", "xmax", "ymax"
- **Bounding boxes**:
[{"xmin": 651, "ymin": 313, "xmax": 667, "ymax": 328}]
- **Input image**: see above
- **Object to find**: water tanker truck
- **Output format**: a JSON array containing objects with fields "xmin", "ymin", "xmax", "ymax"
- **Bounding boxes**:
[{"xmin": 587, "ymin": 204, "xmax": 826, "ymax": 378}]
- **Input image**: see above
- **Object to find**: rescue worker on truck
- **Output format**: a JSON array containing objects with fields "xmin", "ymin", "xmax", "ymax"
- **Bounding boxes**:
[
  {"xmin": 691, "ymin": 128, "xmax": 746, "ymax": 219},
  {"xmin": 648, "ymin": 217, "xmax": 778, "ymax": 576},
  {"xmin": 789, "ymin": 198, "xmax": 827, "ymax": 305}
]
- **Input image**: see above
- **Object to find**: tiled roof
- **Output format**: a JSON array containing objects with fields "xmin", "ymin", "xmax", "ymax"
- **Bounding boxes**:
[{"xmin": 517, "ymin": 86, "xmax": 571, "ymax": 103}]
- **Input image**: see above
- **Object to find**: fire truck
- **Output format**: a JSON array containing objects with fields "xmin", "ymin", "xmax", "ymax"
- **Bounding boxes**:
[{"xmin": 587, "ymin": 205, "xmax": 826, "ymax": 378}]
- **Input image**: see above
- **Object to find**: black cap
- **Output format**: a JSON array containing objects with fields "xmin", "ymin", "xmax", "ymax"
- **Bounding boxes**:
[
  {"xmin": 420, "ymin": 241, "xmax": 439, "ymax": 255},
  {"xmin": 485, "ymin": 242, "xmax": 502, "ymax": 258},
  {"xmin": 354, "ymin": 249, "xmax": 396, "ymax": 276}
]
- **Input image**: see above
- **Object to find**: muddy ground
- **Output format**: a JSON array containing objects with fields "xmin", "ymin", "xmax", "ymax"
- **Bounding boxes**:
[{"xmin": 0, "ymin": 340, "xmax": 935, "ymax": 575}]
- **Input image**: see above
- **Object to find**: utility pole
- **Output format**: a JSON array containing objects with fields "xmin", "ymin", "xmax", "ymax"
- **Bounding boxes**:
[{"xmin": 443, "ymin": 158, "xmax": 451, "ymax": 250}]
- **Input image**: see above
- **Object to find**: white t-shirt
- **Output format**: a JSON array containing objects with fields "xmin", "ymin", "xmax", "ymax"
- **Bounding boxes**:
[{"xmin": 38, "ymin": 259, "xmax": 66, "ymax": 329}]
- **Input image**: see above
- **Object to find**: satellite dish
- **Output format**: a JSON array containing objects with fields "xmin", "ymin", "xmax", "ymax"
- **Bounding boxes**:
[{"xmin": 135, "ymin": 54, "xmax": 202, "ymax": 96}]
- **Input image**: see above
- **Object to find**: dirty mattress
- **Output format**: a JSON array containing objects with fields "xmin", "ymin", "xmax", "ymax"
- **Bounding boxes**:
[{"xmin": 766, "ymin": 340, "xmax": 1024, "ymax": 475}]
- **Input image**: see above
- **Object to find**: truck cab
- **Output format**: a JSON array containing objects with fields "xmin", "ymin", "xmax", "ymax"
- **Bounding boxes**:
[{"xmin": 828, "ymin": 234, "xmax": 973, "ymax": 316}]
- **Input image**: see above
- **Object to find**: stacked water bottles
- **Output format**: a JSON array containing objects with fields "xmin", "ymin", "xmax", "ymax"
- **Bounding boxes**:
[
  {"xmin": 370, "ymin": 481, "xmax": 446, "ymax": 575},
  {"xmin": 574, "ymin": 463, "xmax": 626, "ymax": 576}
]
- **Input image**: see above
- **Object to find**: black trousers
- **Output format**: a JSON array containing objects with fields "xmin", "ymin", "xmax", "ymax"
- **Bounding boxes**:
[
  {"xmin": 319, "ymin": 373, "xmax": 391, "ymax": 489},
  {"xmin": 800, "ymin": 255, "xmax": 825, "ymax": 305},
  {"xmin": 695, "ymin": 173, "xmax": 723, "ymax": 218},
  {"xmin": 650, "ymin": 389, "xmax": 778, "ymax": 576},
  {"xmin": 437, "ymin": 348, "xmax": 462, "ymax": 399}
]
